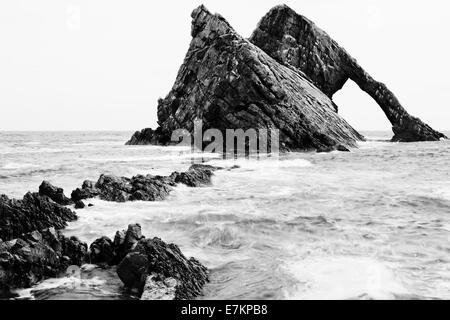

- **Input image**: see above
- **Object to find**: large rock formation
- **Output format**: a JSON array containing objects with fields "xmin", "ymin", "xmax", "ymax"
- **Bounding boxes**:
[
  {"xmin": 127, "ymin": 5, "xmax": 364, "ymax": 151},
  {"xmin": 127, "ymin": 5, "xmax": 446, "ymax": 149},
  {"xmin": 250, "ymin": 5, "xmax": 447, "ymax": 142}
]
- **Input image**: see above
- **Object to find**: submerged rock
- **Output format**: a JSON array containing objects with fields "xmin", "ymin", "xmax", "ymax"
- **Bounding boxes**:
[
  {"xmin": 39, "ymin": 181, "xmax": 73, "ymax": 206},
  {"xmin": 126, "ymin": 5, "xmax": 364, "ymax": 152},
  {"xmin": 250, "ymin": 5, "xmax": 447, "ymax": 142},
  {"xmin": 0, "ymin": 193, "xmax": 77, "ymax": 242}
]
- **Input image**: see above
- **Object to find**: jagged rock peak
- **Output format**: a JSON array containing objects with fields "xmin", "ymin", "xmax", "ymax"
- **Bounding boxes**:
[
  {"xmin": 191, "ymin": 5, "xmax": 232, "ymax": 38},
  {"xmin": 250, "ymin": 4, "xmax": 447, "ymax": 142}
]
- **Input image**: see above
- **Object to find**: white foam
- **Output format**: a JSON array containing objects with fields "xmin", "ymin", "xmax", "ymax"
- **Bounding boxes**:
[
  {"xmin": 1, "ymin": 163, "xmax": 40, "ymax": 170},
  {"xmin": 209, "ymin": 157, "xmax": 313, "ymax": 170},
  {"xmin": 14, "ymin": 273, "xmax": 106, "ymax": 300},
  {"xmin": 284, "ymin": 256, "xmax": 408, "ymax": 300}
]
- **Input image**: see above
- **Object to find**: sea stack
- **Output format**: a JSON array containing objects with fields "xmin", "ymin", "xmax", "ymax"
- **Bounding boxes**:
[
  {"xmin": 250, "ymin": 5, "xmax": 447, "ymax": 142},
  {"xmin": 127, "ymin": 5, "xmax": 446, "ymax": 149}
]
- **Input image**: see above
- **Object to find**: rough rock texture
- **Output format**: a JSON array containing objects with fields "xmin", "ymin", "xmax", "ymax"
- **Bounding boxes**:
[
  {"xmin": 89, "ymin": 224, "xmax": 145, "ymax": 266},
  {"xmin": 170, "ymin": 164, "xmax": 220, "ymax": 187},
  {"xmin": 39, "ymin": 181, "xmax": 73, "ymax": 206},
  {"xmin": 126, "ymin": 5, "xmax": 364, "ymax": 151},
  {"xmin": 71, "ymin": 164, "xmax": 219, "ymax": 203},
  {"xmin": 89, "ymin": 236, "xmax": 115, "ymax": 265},
  {"xmin": 250, "ymin": 5, "xmax": 447, "ymax": 142},
  {"xmin": 117, "ymin": 236, "xmax": 208, "ymax": 300},
  {"xmin": 0, "ymin": 193, "xmax": 77, "ymax": 242},
  {"xmin": 88, "ymin": 224, "xmax": 208, "ymax": 300},
  {"xmin": 71, "ymin": 180, "xmax": 100, "ymax": 202},
  {"xmin": 0, "ymin": 228, "xmax": 87, "ymax": 295},
  {"xmin": 74, "ymin": 200, "xmax": 86, "ymax": 209}
]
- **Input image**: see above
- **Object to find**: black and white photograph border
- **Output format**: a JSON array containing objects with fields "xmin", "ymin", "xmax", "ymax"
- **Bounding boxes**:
[{"xmin": 0, "ymin": 0, "xmax": 449, "ymax": 312}]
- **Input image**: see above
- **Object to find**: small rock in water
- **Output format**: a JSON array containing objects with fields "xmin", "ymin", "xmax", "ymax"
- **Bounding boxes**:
[
  {"xmin": 74, "ymin": 200, "xmax": 85, "ymax": 209},
  {"xmin": 140, "ymin": 274, "xmax": 178, "ymax": 300}
]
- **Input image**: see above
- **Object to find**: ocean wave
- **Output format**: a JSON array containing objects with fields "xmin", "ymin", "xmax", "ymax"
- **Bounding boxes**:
[
  {"xmin": 1, "ymin": 163, "xmax": 40, "ymax": 170},
  {"xmin": 283, "ymin": 256, "xmax": 408, "ymax": 300},
  {"xmin": 208, "ymin": 157, "xmax": 313, "ymax": 170},
  {"xmin": 192, "ymin": 225, "xmax": 242, "ymax": 249}
]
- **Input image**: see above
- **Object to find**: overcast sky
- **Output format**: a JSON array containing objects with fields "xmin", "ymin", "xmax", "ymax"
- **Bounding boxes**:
[{"xmin": 0, "ymin": 0, "xmax": 449, "ymax": 131}]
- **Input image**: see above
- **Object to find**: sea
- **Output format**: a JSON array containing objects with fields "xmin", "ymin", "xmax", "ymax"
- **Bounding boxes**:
[{"xmin": 0, "ymin": 131, "xmax": 449, "ymax": 300}]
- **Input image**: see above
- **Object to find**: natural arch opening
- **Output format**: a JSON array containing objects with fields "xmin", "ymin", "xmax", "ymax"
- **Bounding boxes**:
[{"xmin": 332, "ymin": 80, "xmax": 392, "ymax": 140}]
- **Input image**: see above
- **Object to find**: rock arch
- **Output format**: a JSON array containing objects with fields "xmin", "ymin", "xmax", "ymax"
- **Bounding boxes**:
[{"xmin": 250, "ymin": 5, "xmax": 447, "ymax": 142}]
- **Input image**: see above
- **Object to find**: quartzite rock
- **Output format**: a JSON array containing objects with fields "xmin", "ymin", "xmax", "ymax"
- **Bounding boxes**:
[
  {"xmin": 126, "ymin": 5, "xmax": 364, "ymax": 151},
  {"xmin": 249, "ymin": 5, "xmax": 447, "ymax": 142}
]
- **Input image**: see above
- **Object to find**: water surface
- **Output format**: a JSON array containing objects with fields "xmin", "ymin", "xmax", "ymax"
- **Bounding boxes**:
[{"xmin": 1, "ymin": 131, "xmax": 449, "ymax": 300}]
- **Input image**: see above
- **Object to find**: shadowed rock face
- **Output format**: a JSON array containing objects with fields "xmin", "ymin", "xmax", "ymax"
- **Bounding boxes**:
[
  {"xmin": 0, "ymin": 228, "xmax": 87, "ymax": 295},
  {"xmin": 0, "ymin": 193, "xmax": 78, "ymax": 242},
  {"xmin": 250, "ymin": 5, "xmax": 447, "ymax": 142},
  {"xmin": 127, "ymin": 5, "xmax": 364, "ymax": 151}
]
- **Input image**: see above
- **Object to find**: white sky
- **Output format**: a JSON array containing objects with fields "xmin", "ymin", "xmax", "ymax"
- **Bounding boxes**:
[{"xmin": 0, "ymin": 0, "xmax": 449, "ymax": 131}]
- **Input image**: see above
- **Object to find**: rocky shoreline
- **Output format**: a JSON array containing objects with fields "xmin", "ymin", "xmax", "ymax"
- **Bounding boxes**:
[{"xmin": 0, "ymin": 164, "xmax": 220, "ymax": 300}]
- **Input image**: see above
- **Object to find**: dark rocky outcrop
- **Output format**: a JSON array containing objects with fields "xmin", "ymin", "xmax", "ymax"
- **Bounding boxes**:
[
  {"xmin": 89, "ymin": 224, "xmax": 145, "ymax": 266},
  {"xmin": 126, "ymin": 5, "xmax": 364, "ymax": 151},
  {"xmin": 170, "ymin": 164, "xmax": 220, "ymax": 187},
  {"xmin": 249, "ymin": 5, "xmax": 447, "ymax": 142},
  {"xmin": 39, "ymin": 181, "xmax": 73, "ymax": 206},
  {"xmin": 117, "ymin": 234, "xmax": 208, "ymax": 300},
  {"xmin": 0, "ymin": 228, "xmax": 87, "ymax": 296},
  {"xmin": 89, "ymin": 236, "xmax": 116, "ymax": 265},
  {"xmin": 126, "ymin": 128, "xmax": 170, "ymax": 146},
  {"xmin": 71, "ymin": 164, "xmax": 219, "ymax": 203},
  {"xmin": 1, "ymin": 169, "xmax": 212, "ymax": 299},
  {"xmin": 74, "ymin": 200, "xmax": 85, "ymax": 209},
  {"xmin": 71, "ymin": 180, "xmax": 100, "ymax": 202},
  {"xmin": 88, "ymin": 223, "xmax": 208, "ymax": 300},
  {"xmin": 1, "ymin": 224, "xmax": 208, "ymax": 300},
  {"xmin": 0, "ymin": 193, "xmax": 77, "ymax": 242}
]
